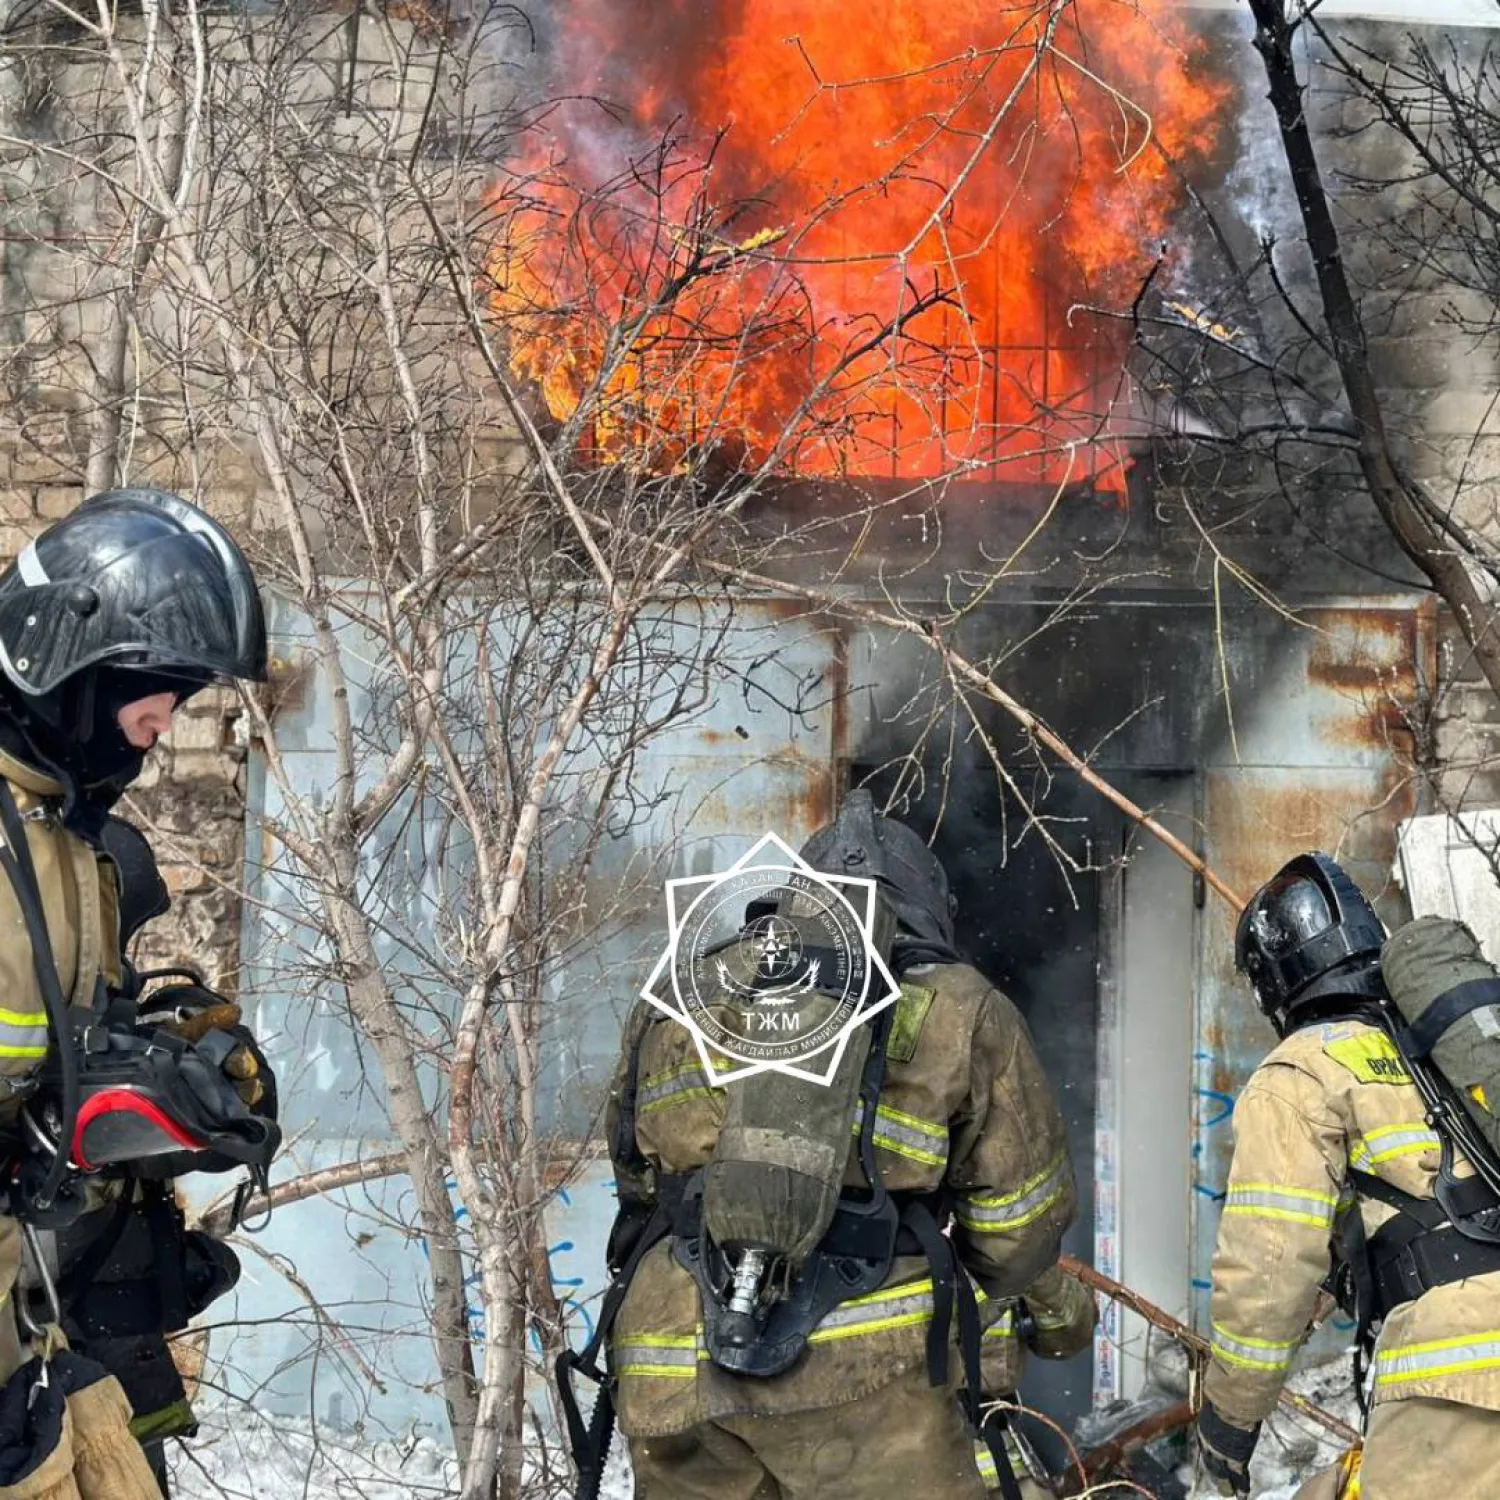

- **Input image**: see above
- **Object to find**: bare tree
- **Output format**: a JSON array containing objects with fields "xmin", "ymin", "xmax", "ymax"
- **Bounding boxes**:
[{"xmin": 0, "ymin": 2, "xmax": 1261, "ymax": 1496}]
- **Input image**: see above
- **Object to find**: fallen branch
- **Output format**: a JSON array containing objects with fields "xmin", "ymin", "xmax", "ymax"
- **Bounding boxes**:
[
  {"xmin": 1076, "ymin": 1399, "xmax": 1194, "ymax": 1487},
  {"xmin": 1060, "ymin": 1256, "xmax": 1361, "ymax": 1448},
  {"xmin": 193, "ymin": 1141, "xmax": 601, "ymax": 1238},
  {"xmin": 193, "ymin": 1151, "xmax": 408, "ymax": 1237}
]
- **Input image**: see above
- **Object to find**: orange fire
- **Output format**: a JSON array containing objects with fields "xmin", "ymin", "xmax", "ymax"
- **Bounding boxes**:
[{"xmin": 491, "ymin": 1, "xmax": 1226, "ymax": 491}]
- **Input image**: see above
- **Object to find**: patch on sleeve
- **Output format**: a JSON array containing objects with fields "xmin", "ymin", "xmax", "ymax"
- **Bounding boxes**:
[
  {"xmin": 1323, "ymin": 1031, "xmax": 1411, "ymax": 1086},
  {"xmin": 886, "ymin": 981, "xmax": 935, "ymax": 1064}
]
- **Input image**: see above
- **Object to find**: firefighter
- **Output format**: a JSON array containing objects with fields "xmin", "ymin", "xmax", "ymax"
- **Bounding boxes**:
[
  {"xmin": 0, "ymin": 489, "xmax": 273, "ymax": 1498},
  {"xmin": 571, "ymin": 791, "xmax": 1089, "ymax": 1500},
  {"xmin": 1195, "ymin": 853, "xmax": 1500, "ymax": 1498}
]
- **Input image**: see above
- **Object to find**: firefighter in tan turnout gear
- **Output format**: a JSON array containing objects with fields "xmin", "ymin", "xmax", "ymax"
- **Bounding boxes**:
[
  {"xmin": 559, "ymin": 790, "xmax": 1093, "ymax": 1500},
  {"xmin": 0, "ymin": 491, "xmax": 278, "ymax": 1499},
  {"xmin": 1196, "ymin": 852, "xmax": 1500, "ymax": 1498}
]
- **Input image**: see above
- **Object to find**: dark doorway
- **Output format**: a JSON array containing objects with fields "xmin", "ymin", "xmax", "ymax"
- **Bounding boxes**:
[{"xmin": 850, "ymin": 753, "xmax": 1101, "ymax": 1464}]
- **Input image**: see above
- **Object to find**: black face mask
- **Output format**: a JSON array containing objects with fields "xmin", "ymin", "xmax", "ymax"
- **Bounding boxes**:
[{"xmin": 0, "ymin": 665, "xmax": 211, "ymax": 839}]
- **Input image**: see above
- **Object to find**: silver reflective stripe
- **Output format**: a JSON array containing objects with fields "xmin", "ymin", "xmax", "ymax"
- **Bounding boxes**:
[
  {"xmin": 637, "ymin": 1062, "xmax": 725, "ymax": 1114},
  {"xmin": 1375, "ymin": 1333, "xmax": 1500, "ymax": 1387},
  {"xmin": 957, "ymin": 1153, "xmax": 1069, "ymax": 1234},
  {"xmin": 1222, "ymin": 1183, "xmax": 1337, "ymax": 1228},
  {"xmin": 15, "ymin": 542, "xmax": 46, "ymax": 587},
  {"xmin": 973, "ymin": 1440, "xmax": 998, "ymax": 1484},
  {"xmin": 1211, "ymin": 1322, "xmax": 1298, "ymax": 1373},
  {"xmin": 0, "ymin": 1005, "xmax": 48, "ymax": 1061},
  {"xmin": 808, "ymin": 1278, "xmax": 937, "ymax": 1343},
  {"xmin": 985, "ymin": 1308, "xmax": 1017, "ymax": 1341},
  {"xmin": 612, "ymin": 1335, "xmax": 702, "ymax": 1378},
  {"xmin": 1351, "ymin": 1125, "xmax": 1440, "ymax": 1170},
  {"xmin": 853, "ymin": 1099, "xmax": 949, "ymax": 1167}
]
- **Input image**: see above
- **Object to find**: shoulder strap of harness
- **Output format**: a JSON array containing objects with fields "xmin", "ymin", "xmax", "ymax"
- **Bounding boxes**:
[
  {"xmin": 610, "ymin": 1003, "xmax": 654, "ymax": 1189},
  {"xmin": 0, "ymin": 778, "xmax": 83, "ymax": 1214}
]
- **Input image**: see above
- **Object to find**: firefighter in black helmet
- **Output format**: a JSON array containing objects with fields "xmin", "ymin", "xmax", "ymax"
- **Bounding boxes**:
[
  {"xmin": 0, "ymin": 490, "xmax": 276, "ymax": 1498},
  {"xmin": 1197, "ymin": 852, "xmax": 1500, "ymax": 1499},
  {"xmin": 567, "ymin": 790, "xmax": 1094, "ymax": 1500}
]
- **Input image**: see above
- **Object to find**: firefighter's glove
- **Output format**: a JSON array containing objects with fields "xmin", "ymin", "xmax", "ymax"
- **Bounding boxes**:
[
  {"xmin": 1019, "ymin": 1266, "xmax": 1098, "ymax": 1361},
  {"xmin": 1195, "ymin": 1402, "xmax": 1259, "ymax": 1497},
  {"xmin": 149, "ymin": 999, "xmax": 265, "ymax": 1110}
]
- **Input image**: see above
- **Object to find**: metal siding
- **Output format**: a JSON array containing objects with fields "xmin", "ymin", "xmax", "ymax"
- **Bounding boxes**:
[
  {"xmin": 227, "ymin": 588, "xmax": 1429, "ymax": 1428},
  {"xmin": 226, "ymin": 593, "xmax": 837, "ymax": 1430}
]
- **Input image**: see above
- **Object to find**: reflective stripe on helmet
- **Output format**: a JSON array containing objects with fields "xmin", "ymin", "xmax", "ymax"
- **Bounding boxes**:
[
  {"xmin": 1222, "ymin": 1181, "xmax": 1338, "ymax": 1229},
  {"xmin": 957, "ymin": 1151, "xmax": 1070, "ymax": 1234},
  {"xmin": 1211, "ymin": 1322, "xmax": 1300, "ymax": 1373},
  {"xmin": 15, "ymin": 543, "xmax": 47, "ymax": 588}
]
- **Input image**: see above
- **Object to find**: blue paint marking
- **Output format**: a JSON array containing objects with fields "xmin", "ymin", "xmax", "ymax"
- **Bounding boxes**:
[
  {"xmin": 1191, "ymin": 1277, "xmax": 1213, "ymax": 1292},
  {"xmin": 561, "ymin": 1293, "xmax": 596, "ymax": 1342},
  {"xmin": 1195, "ymin": 1089, "xmax": 1235, "ymax": 1129},
  {"xmin": 1193, "ymin": 1183, "xmax": 1227, "ymax": 1202}
]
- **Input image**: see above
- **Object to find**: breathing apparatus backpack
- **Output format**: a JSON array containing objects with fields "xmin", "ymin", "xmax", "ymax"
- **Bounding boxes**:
[
  {"xmin": 0, "ymin": 785, "xmax": 280, "ymax": 1231},
  {"xmin": 670, "ymin": 894, "xmax": 903, "ymax": 1377},
  {"xmin": 1329, "ymin": 916, "xmax": 1500, "ymax": 1371}
]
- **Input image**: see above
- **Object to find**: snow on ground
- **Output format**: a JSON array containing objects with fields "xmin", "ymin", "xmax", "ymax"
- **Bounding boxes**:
[
  {"xmin": 171, "ymin": 1356, "xmax": 1360, "ymax": 1499},
  {"xmin": 1182, "ymin": 1355, "xmax": 1363, "ymax": 1500},
  {"xmin": 169, "ymin": 1406, "xmax": 633, "ymax": 1500},
  {"xmin": 170, "ymin": 1410, "xmax": 460, "ymax": 1500}
]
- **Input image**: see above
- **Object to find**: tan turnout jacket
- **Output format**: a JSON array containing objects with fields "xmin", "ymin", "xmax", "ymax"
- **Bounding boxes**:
[
  {"xmin": 0, "ymin": 746, "xmax": 123, "ymax": 1387},
  {"xmin": 606, "ymin": 960, "xmax": 1078, "ymax": 1437},
  {"xmin": 1206, "ymin": 1016, "xmax": 1500, "ymax": 1428}
]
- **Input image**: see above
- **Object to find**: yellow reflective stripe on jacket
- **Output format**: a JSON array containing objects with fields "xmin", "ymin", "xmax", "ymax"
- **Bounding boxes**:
[
  {"xmin": 974, "ymin": 1439, "xmax": 998, "ymax": 1485},
  {"xmin": 1211, "ymin": 1322, "xmax": 1300, "ymax": 1373},
  {"xmin": 1350, "ymin": 1124, "xmax": 1440, "ymax": 1171},
  {"xmin": 618, "ymin": 1276, "xmax": 976, "ymax": 1370},
  {"xmin": 0, "ymin": 1005, "xmax": 47, "ymax": 1059},
  {"xmin": 637, "ymin": 1060, "xmax": 727, "ymax": 1115},
  {"xmin": 853, "ymin": 1099, "xmax": 950, "ymax": 1167},
  {"xmin": 985, "ymin": 1307, "xmax": 1016, "ymax": 1342},
  {"xmin": 957, "ymin": 1151, "xmax": 1069, "ymax": 1234},
  {"xmin": 808, "ymin": 1277, "xmax": 941, "ymax": 1343},
  {"xmin": 1374, "ymin": 1331, "xmax": 1500, "ymax": 1388},
  {"xmin": 612, "ymin": 1333, "xmax": 703, "ymax": 1379},
  {"xmin": 1222, "ymin": 1182, "xmax": 1338, "ymax": 1229}
]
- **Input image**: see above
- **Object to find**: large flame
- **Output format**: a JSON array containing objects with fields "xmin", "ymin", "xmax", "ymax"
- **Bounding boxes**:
[{"xmin": 491, "ymin": 1, "xmax": 1225, "ymax": 491}]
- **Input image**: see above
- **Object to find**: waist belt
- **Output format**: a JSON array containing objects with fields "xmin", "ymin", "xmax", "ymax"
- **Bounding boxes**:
[
  {"xmin": 1370, "ymin": 1220, "xmax": 1500, "ymax": 1314},
  {"xmin": 1355, "ymin": 1168, "xmax": 1500, "ymax": 1320},
  {"xmin": 662, "ymin": 1171, "xmax": 945, "ymax": 1260}
]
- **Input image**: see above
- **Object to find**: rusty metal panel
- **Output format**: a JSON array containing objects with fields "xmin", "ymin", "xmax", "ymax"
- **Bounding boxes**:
[
  {"xmin": 234, "ymin": 591, "xmax": 842, "ymax": 1431},
  {"xmin": 1194, "ymin": 758, "xmax": 1421, "ymax": 1330}
]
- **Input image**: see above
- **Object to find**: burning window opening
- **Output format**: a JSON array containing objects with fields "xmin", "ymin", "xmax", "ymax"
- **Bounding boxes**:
[{"xmin": 489, "ymin": 1, "xmax": 1228, "ymax": 496}]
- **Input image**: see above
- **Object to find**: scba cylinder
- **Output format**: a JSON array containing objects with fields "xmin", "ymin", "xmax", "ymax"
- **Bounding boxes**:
[{"xmin": 1382, "ymin": 915, "xmax": 1500, "ymax": 1163}]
